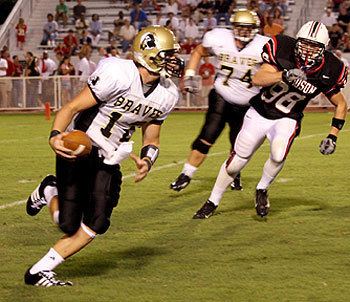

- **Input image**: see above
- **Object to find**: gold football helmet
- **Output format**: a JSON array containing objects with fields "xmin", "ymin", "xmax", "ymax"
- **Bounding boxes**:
[
  {"xmin": 133, "ymin": 26, "xmax": 184, "ymax": 77},
  {"xmin": 230, "ymin": 9, "xmax": 260, "ymax": 43}
]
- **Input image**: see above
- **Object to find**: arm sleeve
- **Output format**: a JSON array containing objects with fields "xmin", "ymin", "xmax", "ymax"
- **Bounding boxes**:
[
  {"xmin": 324, "ymin": 64, "xmax": 348, "ymax": 98},
  {"xmin": 261, "ymin": 35, "xmax": 278, "ymax": 68}
]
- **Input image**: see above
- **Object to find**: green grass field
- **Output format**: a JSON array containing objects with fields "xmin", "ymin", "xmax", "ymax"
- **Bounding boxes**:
[{"xmin": 0, "ymin": 112, "xmax": 349, "ymax": 302}]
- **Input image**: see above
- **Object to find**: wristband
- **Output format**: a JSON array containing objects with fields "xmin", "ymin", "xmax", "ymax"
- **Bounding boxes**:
[
  {"xmin": 331, "ymin": 117, "xmax": 345, "ymax": 130},
  {"xmin": 140, "ymin": 145, "xmax": 159, "ymax": 170},
  {"xmin": 327, "ymin": 134, "xmax": 337, "ymax": 142},
  {"xmin": 185, "ymin": 69, "xmax": 196, "ymax": 77},
  {"xmin": 49, "ymin": 130, "xmax": 61, "ymax": 140}
]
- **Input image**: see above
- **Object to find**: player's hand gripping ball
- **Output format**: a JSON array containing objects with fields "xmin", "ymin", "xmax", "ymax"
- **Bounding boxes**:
[{"xmin": 62, "ymin": 130, "xmax": 92, "ymax": 157}]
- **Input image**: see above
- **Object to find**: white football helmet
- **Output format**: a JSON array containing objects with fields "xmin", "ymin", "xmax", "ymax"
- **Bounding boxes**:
[
  {"xmin": 295, "ymin": 21, "xmax": 329, "ymax": 71},
  {"xmin": 230, "ymin": 9, "xmax": 260, "ymax": 44}
]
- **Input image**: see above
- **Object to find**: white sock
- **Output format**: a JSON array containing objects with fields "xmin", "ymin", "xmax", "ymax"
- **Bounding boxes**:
[
  {"xmin": 30, "ymin": 248, "xmax": 64, "ymax": 274},
  {"xmin": 256, "ymin": 158, "xmax": 285, "ymax": 190},
  {"xmin": 208, "ymin": 162, "xmax": 234, "ymax": 206},
  {"xmin": 44, "ymin": 186, "xmax": 58, "ymax": 207},
  {"xmin": 182, "ymin": 163, "xmax": 198, "ymax": 178}
]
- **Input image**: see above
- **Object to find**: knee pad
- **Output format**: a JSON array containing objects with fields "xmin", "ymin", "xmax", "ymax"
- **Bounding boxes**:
[
  {"xmin": 226, "ymin": 151, "xmax": 250, "ymax": 176},
  {"xmin": 191, "ymin": 138, "xmax": 211, "ymax": 154},
  {"xmin": 85, "ymin": 214, "xmax": 111, "ymax": 235},
  {"xmin": 271, "ymin": 139, "xmax": 288, "ymax": 163}
]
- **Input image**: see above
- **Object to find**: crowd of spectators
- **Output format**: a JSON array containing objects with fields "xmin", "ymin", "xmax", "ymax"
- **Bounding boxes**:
[
  {"xmin": 3, "ymin": 0, "xmax": 350, "ymax": 108},
  {"xmin": 1, "ymin": 0, "xmax": 292, "ymax": 108},
  {"xmin": 322, "ymin": 0, "xmax": 350, "ymax": 54}
]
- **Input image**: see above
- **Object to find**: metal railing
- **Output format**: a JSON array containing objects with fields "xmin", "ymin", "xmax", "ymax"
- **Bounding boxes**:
[
  {"xmin": 0, "ymin": 75, "xmax": 347, "ymax": 111},
  {"xmin": 295, "ymin": 0, "xmax": 311, "ymax": 36},
  {"xmin": 0, "ymin": 0, "xmax": 35, "ymax": 50}
]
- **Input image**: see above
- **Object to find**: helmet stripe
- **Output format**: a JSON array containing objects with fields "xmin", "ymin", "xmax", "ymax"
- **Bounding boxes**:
[{"xmin": 309, "ymin": 21, "xmax": 321, "ymax": 39}]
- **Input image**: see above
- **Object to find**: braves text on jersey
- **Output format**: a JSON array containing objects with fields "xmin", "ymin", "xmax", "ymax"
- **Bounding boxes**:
[{"xmin": 67, "ymin": 57, "xmax": 179, "ymax": 160}]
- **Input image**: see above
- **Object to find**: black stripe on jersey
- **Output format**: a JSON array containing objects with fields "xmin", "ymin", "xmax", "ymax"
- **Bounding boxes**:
[
  {"xmin": 87, "ymin": 83, "xmax": 104, "ymax": 104},
  {"xmin": 144, "ymin": 78, "xmax": 160, "ymax": 98},
  {"xmin": 74, "ymin": 104, "xmax": 100, "ymax": 132}
]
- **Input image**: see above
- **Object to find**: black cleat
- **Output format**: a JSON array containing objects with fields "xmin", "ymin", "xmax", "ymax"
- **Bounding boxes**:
[
  {"xmin": 26, "ymin": 175, "xmax": 57, "ymax": 216},
  {"xmin": 255, "ymin": 189, "xmax": 270, "ymax": 217},
  {"xmin": 170, "ymin": 173, "xmax": 191, "ymax": 192},
  {"xmin": 24, "ymin": 268, "xmax": 73, "ymax": 287},
  {"xmin": 193, "ymin": 200, "xmax": 217, "ymax": 219},
  {"xmin": 230, "ymin": 173, "xmax": 243, "ymax": 191}
]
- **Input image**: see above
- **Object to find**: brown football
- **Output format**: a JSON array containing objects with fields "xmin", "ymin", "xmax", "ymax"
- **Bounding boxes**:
[{"xmin": 62, "ymin": 130, "xmax": 92, "ymax": 157}]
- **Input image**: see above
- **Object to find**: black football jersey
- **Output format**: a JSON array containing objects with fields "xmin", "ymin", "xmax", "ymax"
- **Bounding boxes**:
[{"xmin": 250, "ymin": 35, "xmax": 348, "ymax": 120}]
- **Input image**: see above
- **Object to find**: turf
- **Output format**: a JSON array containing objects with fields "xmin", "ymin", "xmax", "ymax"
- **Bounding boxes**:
[{"xmin": 0, "ymin": 112, "xmax": 349, "ymax": 302}]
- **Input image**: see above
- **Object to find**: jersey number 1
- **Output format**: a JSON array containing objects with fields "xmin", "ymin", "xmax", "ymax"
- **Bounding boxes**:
[{"xmin": 101, "ymin": 112, "xmax": 130, "ymax": 142}]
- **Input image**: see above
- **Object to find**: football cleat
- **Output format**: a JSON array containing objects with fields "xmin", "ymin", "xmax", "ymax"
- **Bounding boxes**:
[
  {"xmin": 193, "ymin": 200, "xmax": 217, "ymax": 219},
  {"xmin": 230, "ymin": 173, "xmax": 243, "ymax": 191},
  {"xmin": 26, "ymin": 175, "xmax": 57, "ymax": 216},
  {"xmin": 24, "ymin": 269, "xmax": 73, "ymax": 287},
  {"xmin": 255, "ymin": 189, "xmax": 270, "ymax": 217},
  {"xmin": 170, "ymin": 173, "xmax": 191, "ymax": 191}
]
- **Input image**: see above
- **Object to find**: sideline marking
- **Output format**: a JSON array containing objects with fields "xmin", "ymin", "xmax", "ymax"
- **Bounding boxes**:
[{"xmin": 1, "ymin": 130, "xmax": 348, "ymax": 210}]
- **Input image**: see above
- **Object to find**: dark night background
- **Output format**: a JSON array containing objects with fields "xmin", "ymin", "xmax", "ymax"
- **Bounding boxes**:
[{"xmin": 0, "ymin": 0, "xmax": 17, "ymax": 25}]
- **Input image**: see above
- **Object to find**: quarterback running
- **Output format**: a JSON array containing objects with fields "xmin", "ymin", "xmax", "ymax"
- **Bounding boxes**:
[
  {"xmin": 195, "ymin": 21, "xmax": 348, "ymax": 219},
  {"xmin": 170, "ymin": 9, "xmax": 270, "ymax": 196},
  {"xmin": 24, "ymin": 26, "xmax": 184, "ymax": 286}
]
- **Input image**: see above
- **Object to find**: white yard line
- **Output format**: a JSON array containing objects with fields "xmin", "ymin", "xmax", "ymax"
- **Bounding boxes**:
[{"xmin": 1, "ymin": 130, "xmax": 348, "ymax": 211}]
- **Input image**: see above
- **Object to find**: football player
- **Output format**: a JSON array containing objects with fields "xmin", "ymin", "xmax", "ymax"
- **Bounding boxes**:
[
  {"xmin": 24, "ymin": 26, "xmax": 184, "ymax": 286},
  {"xmin": 170, "ymin": 9, "xmax": 270, "ymax": 193},
  {"xmin": 194, "ymin": 21, "xmax": 348, "ymax": 219}
]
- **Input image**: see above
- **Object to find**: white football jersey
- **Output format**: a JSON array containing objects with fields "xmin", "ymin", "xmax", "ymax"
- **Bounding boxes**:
[
  {"xmin": 67, "ymin": 57, "xmax": 179, "ymax": 160},
  {"xmin": 202, "ymin": 28, "xmax": 270, "ymax": 106}
]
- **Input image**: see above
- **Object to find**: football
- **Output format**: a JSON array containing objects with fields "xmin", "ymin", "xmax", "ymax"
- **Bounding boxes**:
[{"xmin": 62, "ymin": 130, "xmax": 92, "ymax": 157}]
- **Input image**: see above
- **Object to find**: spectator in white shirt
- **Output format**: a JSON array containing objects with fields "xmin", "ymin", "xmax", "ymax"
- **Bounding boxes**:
[
  {"xmin": 320, "ymin": 8, "xmax": 338, "ymax": 29},
  {"xmin": 0, "ymin": 51, "xmax": 9, "ymax": 107},
  {"xmin": 120, "ymin": 19, "xmax": 136, "ymax": 53},
  {"xmin": 163, "ymin": 0, "xmax": 178, "ymax": 15},
  {"xmin": 77, "ymin": 47, "xmax": 91, "ymax": 82},
  {"xmin": 38, "ymin": 51, "xmax": 57, "ymax": 105},
  {"xmin": 203, "ymin": 10, "xmax": 217, "ymax": 32},
  {"xmin": 184, "ymin": 17, "xmax": 199, "ymax": 40},
  {"xmin": 163, "ymin": 12, "xmax": 180, "ymax": 28},
  {"xmin": 42, "ymin": 13, "xmax": 58, "ymax": 46},
  {"xmin": 38, "ymin": 51, "xmax": 57, "ymax": 78}
]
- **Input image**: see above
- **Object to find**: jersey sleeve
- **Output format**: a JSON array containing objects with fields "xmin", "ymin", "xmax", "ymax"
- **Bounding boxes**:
[
  {"xmin": 87, "ymin": 58, "xmax": 132, "ymax": 104},
  {"xmin": 261, "ymin": 35, "xmax": 279, "ymax": 68},
  {"xmin": 323, "ymin": 63, "xmax": 348, "ymax": 98},
  {"xmin": 202, "ymin": 28, "xmax": 220, "ymax": 54}
]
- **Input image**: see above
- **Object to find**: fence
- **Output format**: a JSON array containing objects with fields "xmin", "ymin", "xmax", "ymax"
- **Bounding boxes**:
[{"xmin": 0, "ymin": 75, "xmax": 349, "ymax": 111}]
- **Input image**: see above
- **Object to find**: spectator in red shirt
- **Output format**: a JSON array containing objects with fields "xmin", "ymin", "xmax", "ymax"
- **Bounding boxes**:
[
  {"xmin": 54, "ymin": 42, "xmax": 70, "ymax": 57},
  {"xmin": 15, "ymin": 18, "xmax": 27, "ymax": 50},
  {"xmin": 63, "ymin": 29, "xmax": 78, "ymax": 56},
  {"xmin": 181, "ymin": 38, "xmax": 197, "ymax": 54},
  {"xmin": 12, "ymin": 55, "xmax": 23, "ymax": 77}
]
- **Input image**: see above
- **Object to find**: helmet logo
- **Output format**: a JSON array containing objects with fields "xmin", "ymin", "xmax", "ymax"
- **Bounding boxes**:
[{"xmin": 140, "ymin": 33, "xmax": 157, "ymax": 50}]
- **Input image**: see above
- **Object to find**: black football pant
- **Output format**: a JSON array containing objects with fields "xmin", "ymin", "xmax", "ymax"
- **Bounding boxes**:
[{"xmin": 56, "ymin": 147, "xmax": 122, "ymax": 235}]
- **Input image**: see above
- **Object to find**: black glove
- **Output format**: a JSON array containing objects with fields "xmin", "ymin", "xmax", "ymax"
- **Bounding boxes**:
[
  {"xmin": 319, "ymin": 134, "xmax": 337, "ymax": 155},
  {"xmin": 282, "ymin": 68, "xmax": 307, "ymax": 83}
]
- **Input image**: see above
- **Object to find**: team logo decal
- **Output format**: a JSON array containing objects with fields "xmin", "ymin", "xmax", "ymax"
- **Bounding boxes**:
[{"xmin": 140, "ymin": 33, "xmax": 157, "ymax": 50}]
